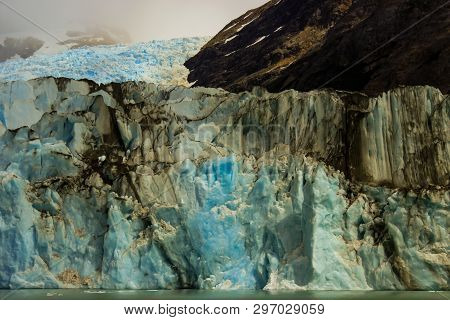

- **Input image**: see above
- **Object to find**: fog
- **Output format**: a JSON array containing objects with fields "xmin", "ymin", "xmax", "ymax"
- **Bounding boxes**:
[{"xmin": 0, "ymin": 0, "xmax": 268, "ymax": 41}]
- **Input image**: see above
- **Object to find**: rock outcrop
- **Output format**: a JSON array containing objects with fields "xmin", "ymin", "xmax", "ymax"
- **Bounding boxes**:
[
  {"xmin": 0, "ymin": 78, "xmax": 448, "ymax": 289},
  {"xmin": 0, "ymin": 37, "xmax": 44, "ymax": 62},
  {"xmin": 185, "ymin": 0, "xmax": 450, "ymax": 96}
]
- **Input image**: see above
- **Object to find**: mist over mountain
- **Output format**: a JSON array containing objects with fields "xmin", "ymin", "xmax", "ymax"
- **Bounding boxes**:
[{"xmin": 0, "ymin": 0, "xmax": 267, "ymax": 41}]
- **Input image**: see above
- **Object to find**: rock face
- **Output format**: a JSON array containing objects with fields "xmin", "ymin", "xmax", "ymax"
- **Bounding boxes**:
[
  {"xmin": 0, "ymin": 37, "xmax": 44, "ymax": 62},
  {"xmin": 185, "ymin": 0, "xmax": 450, "ymax": 96},
  {"xmin": 0, "ymin": 78, "xmax": 448, "ymax": 289}
]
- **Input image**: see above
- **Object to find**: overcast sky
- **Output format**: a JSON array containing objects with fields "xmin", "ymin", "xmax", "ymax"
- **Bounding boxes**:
[{"xmin": 0, "ymin": 0, "xmax": 268, "ymax": 41}]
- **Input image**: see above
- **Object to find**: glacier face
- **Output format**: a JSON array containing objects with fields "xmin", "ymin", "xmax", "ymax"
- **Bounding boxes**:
[
  {"xmin": 0, "ymin": 78, "xmax": 448, "ymax": 290},
  {"xmin": 0, "ymin": 38, "xmax": 208, "ymax": 86}
]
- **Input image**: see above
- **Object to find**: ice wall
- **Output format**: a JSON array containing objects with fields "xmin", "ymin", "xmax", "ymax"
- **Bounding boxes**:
[{"xmin": 0, "ymin": 78, "xmax": 448, "ymax": 289}]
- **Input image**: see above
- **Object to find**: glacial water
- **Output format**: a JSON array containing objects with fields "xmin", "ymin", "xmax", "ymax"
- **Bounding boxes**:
[{"xmin": 0, "ymin": 290, "xmax": 448, "ymax": 300}]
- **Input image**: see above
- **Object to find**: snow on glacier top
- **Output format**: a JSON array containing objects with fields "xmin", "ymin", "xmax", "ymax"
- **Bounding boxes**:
[{"xmin": 0, "ymin": 37, "xmax": 208, "ymax": 86}]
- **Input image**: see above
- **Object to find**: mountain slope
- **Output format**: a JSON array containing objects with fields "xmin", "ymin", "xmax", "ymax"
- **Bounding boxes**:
[{"xmin": 185, "ymin": 0, "xmax": 450, "ymax": 95}]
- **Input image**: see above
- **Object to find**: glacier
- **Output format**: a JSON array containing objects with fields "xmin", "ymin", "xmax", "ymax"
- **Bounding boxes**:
[
  {"xmin": 0, "ymin": 78, "xmax": 448, "ymax": 290},
  {"xmin": 0, "ymin": 38, "xmax": 208, "ymax": 86}
]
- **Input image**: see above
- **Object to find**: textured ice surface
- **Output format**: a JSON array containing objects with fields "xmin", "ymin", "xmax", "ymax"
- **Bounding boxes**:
[
  {"xmin": 0, "ymin": 38, "xmax": 207, "ymax": 86},
  {"xmin": 0, "ymin": 79, "xmax": 448, "ymax": 290}
]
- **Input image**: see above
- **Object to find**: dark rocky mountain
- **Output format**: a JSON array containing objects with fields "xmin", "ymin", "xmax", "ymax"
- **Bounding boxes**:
[
  {"xmin": 185, "ymin": 0, "xmax": 450, "ymax": 95},
  {"xmin": 0, "ymin": 37, "xmax": 44, "ymax": 62}
]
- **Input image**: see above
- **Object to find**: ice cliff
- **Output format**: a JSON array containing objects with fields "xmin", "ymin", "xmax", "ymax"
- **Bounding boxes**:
[{"xmin": 0, "ymin": 78, "xmax": 448, "ymax": 290}]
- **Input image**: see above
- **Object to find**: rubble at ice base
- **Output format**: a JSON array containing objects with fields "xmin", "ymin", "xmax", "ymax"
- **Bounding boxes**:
[{"xmin": 0, "ymin": 78, "xmax": 448, "ymax": 290}]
